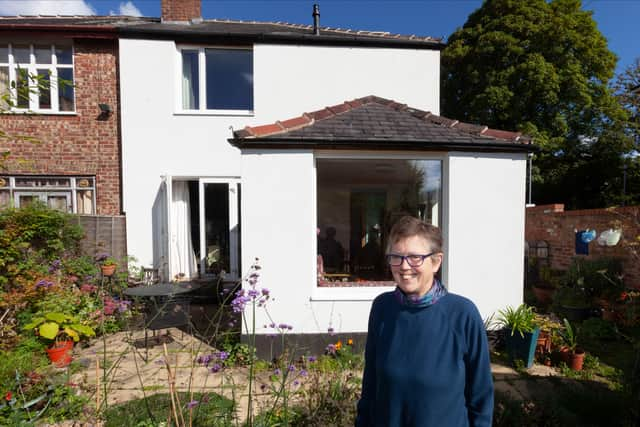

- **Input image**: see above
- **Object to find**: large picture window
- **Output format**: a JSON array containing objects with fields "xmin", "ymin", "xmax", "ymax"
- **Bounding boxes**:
[
  {"xmin": 0, "ymin": 43, "xmax": 74, "ymax": 112},
  {"xmin": 180, "ymin": 47, "xmax": 253, "ymax": 112},
  {"xmin": 316, "ymin": 158, "xmax": 442, "ymax": 287}
]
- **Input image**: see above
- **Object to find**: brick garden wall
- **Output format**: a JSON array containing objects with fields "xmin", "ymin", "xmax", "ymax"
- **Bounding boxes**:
[
  {"xmin": 526, "ymin": 204, "xmax": 640, "ymax": 288},
  {"xmin": 2, "ymin": 38, "xmax": 121, "ymax": 216}
]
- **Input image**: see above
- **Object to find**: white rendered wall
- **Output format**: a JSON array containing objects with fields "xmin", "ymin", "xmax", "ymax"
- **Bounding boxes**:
[
  {"xmin": 444, "ymin": 152, "xmax": 527, "ymax": 323},
  {"xmin": 241, "ymin": 150, "xmax": 392, "ymax": 334},
  {"xmin": 119, "ymin": 39, "xmax": 439, "ymax": 266}
]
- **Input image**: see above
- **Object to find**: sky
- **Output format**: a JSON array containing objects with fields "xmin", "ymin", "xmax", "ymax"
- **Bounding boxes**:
[{"xmin": 0, "ymin": 0, "xmax": 637, "ymax": 76}]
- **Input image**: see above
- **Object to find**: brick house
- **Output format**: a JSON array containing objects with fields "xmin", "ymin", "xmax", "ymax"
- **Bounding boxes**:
[{"xmin": 0, "ymin": 17, "xmax": 131, "ymax": 215}]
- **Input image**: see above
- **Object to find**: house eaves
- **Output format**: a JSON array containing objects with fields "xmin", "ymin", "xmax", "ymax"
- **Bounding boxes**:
[{"xmin": 229, "ymin": 96, "xmax": 537, "ymax": 154}]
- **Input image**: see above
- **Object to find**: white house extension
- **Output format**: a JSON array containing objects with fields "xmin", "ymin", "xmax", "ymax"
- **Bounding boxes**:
[{"xmin": 117, "ymin": 0, "xmax": 534, "ymax": 346}]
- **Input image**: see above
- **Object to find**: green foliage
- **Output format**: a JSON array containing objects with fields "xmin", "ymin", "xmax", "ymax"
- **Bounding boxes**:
[
  {"xmin": 220, "ymin": 342, "xmax": 256, "ymax": 367},
  {"xmin": 23, "ymin": 312, "xmax": 95, "ymax": 343},
  {"xmin": 560, "ymin": 318, "xmax": 579, "ymax": 351},
  {"xmin": 103, "ymin": 392, "xmax": 234, "ymax": 427},
  {"xmin": 581, "ymin": 317, "xmax": 618, "ymax": 341},
  {"xmin": 0, "ymin": 203, "xmax": 83, "ymax": 289},
  {"xmin": 442, "ymin": 0, "xmax": 633, "ymax": 208},
  {"xmin": 564, "ymin": 256, "xmax": 624, "ymax": 300},
  {"xmin": 496, "ymin": 304, "xmax": 538, "ymax": 337}
]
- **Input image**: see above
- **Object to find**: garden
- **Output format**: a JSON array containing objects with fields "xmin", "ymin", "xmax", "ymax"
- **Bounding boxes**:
[{"xmin": 1, "ymin": 203, "xmax": 639, "ymax": 426}]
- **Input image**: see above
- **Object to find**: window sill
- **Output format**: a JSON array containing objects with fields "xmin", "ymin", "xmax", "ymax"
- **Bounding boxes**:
[
  {"xmin": 1, "ymin": 110, "xmax": 77, "ymax": 116},
  {"xmin": 174, "ymin": 110, "xmax": 254, "ymax": 117},
  {"xmin": 310, "ymin": 285, "xmax": 395, "ymax": 302}
]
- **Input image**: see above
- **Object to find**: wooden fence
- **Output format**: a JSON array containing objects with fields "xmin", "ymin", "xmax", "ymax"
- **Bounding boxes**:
[{"xmin": 71, "ymin": 215, "xmax": 127, "ymax": 264}]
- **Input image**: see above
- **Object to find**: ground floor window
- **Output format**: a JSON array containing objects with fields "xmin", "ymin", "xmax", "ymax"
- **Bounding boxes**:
[
  {"xmin": 316, "ymin": 158, "xmax": 442, "ymax": 287},
  {"xmin": 0, "ymin": 175, "xmax": 95, "ymax": 214}
]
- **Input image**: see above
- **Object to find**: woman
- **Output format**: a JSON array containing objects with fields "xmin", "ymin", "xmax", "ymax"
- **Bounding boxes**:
[{"xmin": 356, "ymin": 216, "xmax": 493, "ymax": 427}]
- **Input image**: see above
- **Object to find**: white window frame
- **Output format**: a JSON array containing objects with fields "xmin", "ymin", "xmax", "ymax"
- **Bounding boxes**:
[
  {"xmin": 175, "ymin": 45, "xmax": 254, "ymax": 116},
  {"xmin": 0, "ymin": 176, "xmax": 95, "ymax": 214},
  {"xmin": 0, "ymin": 43, "xmax": 75, "ymax": 114},
  {"xmin": 311, "ymin": 150, "xmax": 449, "ymax": 301}
]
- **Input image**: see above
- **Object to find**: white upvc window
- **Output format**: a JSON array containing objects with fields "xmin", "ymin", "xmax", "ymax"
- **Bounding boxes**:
[
  {"xmin": 0, "ymin": 43, "xmax": 75, "ymax": 113},
  {"xmin": 177, "ymin": 46, "xmax": 253, "ymax": 115},
  {"xmin": 0, "ymin": 176, "xmax": 95, "ymax": 214}
]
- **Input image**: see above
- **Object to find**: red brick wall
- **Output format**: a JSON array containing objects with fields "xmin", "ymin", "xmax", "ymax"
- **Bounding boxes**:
[
  {"xmin": 526, "ymin": 204, "xmax": 640, "ymax": 288},
  {"xmin": 2, "ymin": 38, "xmax": 121, "ymax": 215},
  {"xmin": 161, "ymin": 0, "xmax": 201, "ymax": 22}
]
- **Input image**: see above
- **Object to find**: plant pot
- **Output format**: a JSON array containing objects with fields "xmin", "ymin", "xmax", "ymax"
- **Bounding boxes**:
[
  {"xmin": 504, "ymin": 327, "xmax": 540, "ymax": 368},
  {"xmin": 569, "ymin": 349, "xmax": 585, "ymax": 371},
  {"xmin": 532, "ymin": 285, "xmax": 555, "ymax": 305},
  {"xmin": 101, "ymin": 264, "xmax": 117, "ymax": 276},
  {"xmin": 558, "ymin": 346, "xmax": 571, "ymax": 364},
  {"xmin": 535, "ymin": 330, "xmax": 552, "ymax": 356},
  {"xmin": 46, "ymin": 340, "xmax": 73, "ymax": 367}
]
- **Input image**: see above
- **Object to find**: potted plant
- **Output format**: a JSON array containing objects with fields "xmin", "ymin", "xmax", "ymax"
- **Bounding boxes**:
[
  {"xmin": 23, "ymin": 312, "xmax": 95, "ymax": 367},
  {"xmin": 97, "ymin": 254, "xmax": 118, "ymax": 276},
  {"xmin": 496, "ymin": 304, "xmax": 540, "ymax": 368},
  {"xmin": 559, "ymin": 318, "xmax": 585, "ymax": 371}
]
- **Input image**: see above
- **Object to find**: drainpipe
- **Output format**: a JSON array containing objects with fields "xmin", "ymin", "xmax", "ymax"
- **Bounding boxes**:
[{"xmin": 312, "ymin": 4, "xmax": 320, "ymax": 35}]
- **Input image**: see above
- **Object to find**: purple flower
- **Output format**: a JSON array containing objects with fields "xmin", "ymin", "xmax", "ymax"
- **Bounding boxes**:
[
  {"xmin": 327, "ymin": 327, "xmax": 335, "ymax": 336},
  {"xmin": 300, "ymin": 369, "xmax": 308, "ymax": 377},
  {"xmin": 287, "ymin": 364, "xmax": 295, "ymax": 372},
  {"xmin": 247, "ymin": 289, "xmax": 260, "ymax": 298},
  {"xmin": 307, "ymin": 356, "xmax": 317, "ymax": 363},
  {"xmin": 48, "ymin": 259, "xmax": 62, "ymax": 273},
  {"xmin": 35, "ymin": 279, "xmax": 53, "ymax": 289},
  {"xmin": 261, "ymin": 288, "xmax": 270, "ymax": 296},
  {"xmin": 260, "ymin": 384, "xmax": 267, "ymax": 391},
  {"xmin": 217, "ymin": 351, "xmax": 229, "ymax": 361},
  {"xmin": 197, "ymin": 354, "xmax": 214, "ymax": 366},
  {"xmin": 187, "ymin": 400, "xmax": 199, "ymax": 409},
  {"xmin": 326, "ymin": 344, "xmax": 336, "ymax": 354},
  {"xmin": 274, "ymin": 368, "xmax": 282, "ymax": 376},
  {"xmin": 210, "ymin": 363, "xmax": 222, "ymax": 373},
  {"xmin": 155, "ymin": 358, "xmax": 165, "ymax": 365},
  {"xmin": 293, "ymin": 380, "xmax": 300, "ymax": 386}
]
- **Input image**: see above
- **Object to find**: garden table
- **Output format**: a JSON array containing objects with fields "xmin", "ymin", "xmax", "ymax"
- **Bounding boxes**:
[{"xmin": 124, "ymin": 282, "xmax": 201, "ymax": 358}]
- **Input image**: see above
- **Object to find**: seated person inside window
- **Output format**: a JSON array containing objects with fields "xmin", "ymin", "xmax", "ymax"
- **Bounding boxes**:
[
  {"xmin": 318, "ymin": 226, "xmax": 345, "ymax": 273},
  {"xmin": 354, "ymin": 225, "xmax": 384, "ymax": 279}
]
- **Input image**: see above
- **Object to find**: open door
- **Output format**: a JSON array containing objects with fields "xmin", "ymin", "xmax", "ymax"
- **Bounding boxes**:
[{"xmin": 165, "ymin": 177, "xmax": 240, "ymax": 280}]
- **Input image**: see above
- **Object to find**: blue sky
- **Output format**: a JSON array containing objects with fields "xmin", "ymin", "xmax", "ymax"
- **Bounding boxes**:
[{"xmin": 0, "ymin": 0, "xmax": 637, "ymax": 76}]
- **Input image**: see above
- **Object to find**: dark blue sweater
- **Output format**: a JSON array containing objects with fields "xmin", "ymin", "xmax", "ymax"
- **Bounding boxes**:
[{"xmin": 356, "ymin": 291, "xmax": 493, "ymax": 427}]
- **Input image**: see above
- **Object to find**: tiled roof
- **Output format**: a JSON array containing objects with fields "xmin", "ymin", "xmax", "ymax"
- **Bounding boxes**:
[
  {"xmin": 0, "ymin": 16, "xmax": 444, "ymax": 48},
  {"xmin": 231, "ymin": 96, "xmax": 534, "ymax": 152}
]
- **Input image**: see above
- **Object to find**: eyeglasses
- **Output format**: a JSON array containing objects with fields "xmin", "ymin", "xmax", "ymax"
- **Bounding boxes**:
[{"xmin": 385, "ymin": 253, "xmax": 436, "ymax": 267}]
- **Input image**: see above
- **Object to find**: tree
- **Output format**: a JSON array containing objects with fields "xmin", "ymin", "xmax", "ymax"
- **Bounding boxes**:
[{"xmin": 441, "ymin": 0, "xmax": 633, "ymax": 208}]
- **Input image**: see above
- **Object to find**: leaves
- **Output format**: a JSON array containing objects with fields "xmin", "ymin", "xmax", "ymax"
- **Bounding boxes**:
[
  {"xmin": 442, "ymin": 0, "xmax": 634, "ymax": 208},
  {"xmin": 38, "ymin": 322, "xmax": 59, "ymax": 340}
]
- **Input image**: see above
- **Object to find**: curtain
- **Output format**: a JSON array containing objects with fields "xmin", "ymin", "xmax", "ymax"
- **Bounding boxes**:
[{"xmin": 170, "ymin": 181, "xmax": 198, "ymax": 280}]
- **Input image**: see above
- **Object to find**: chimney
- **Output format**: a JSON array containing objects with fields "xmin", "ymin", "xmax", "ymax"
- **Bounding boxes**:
[
  {"xmin": 312, "ymin": 4, "xmax": 320, "ymax": 35},
  {"xmin": 161, "ymin": 0, "xmax": 202, "ymax": 23}
]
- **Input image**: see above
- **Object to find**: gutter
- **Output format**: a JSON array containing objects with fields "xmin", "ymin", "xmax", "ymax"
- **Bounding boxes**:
[{"xmin": 227, "ymin": 137, "xmax": 538, "ymax": 153}]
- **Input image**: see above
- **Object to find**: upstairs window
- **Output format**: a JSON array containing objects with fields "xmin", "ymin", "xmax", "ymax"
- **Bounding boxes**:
[
  {"xmin": 0, "ymin": 43, "xmax": 74, "ymax": 113},
  {"xmin": 180, "ymin": 47, "xmax": 253, "ymax": 113}
]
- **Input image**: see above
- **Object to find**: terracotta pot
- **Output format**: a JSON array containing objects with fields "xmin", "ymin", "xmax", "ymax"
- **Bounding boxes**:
[
  {"xmin": 46, "ymin": 340, "xmax": 73, "ymax": 367},
  {"xmin": 101, "ymin": 264, "xmax": 117, "ymax": 276},
  {"xmin": 569, "ymin": 349, "xmax": 585, "ymax": 371},
  {"xmin": 559, "ymin": 346, "xmax": 571, "ymax": 364},
  {"xmin": 535, "ymin": 331, "xmax": 551, "ymax": 356}
]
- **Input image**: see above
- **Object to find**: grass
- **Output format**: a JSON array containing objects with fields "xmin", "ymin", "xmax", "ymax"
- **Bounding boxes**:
[{"xmin": 103, "ymin": 392, "xmax": 235, "ymax": 427}]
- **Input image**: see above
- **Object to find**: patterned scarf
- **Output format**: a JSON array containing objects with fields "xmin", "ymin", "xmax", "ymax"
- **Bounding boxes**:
[{"xmin": 394, "ymin": 278, "xmax": 448, "ymax": 308}]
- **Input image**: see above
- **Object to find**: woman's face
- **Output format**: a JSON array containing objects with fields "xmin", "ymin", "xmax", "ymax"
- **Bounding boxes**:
[{"xmin": 389, "ymin": 235, "xmax": 442, "ymax": 298}]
